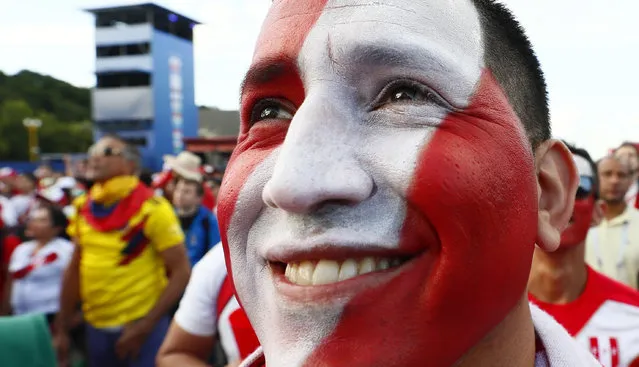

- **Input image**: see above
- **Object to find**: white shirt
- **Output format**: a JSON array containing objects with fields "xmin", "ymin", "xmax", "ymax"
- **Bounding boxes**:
[
  {"xmin": 174, "ymin": 244, "xmax": 246, "ymax": 362},
  {"xmin": 626, "ymin": 181, "xmax": 638, "ymax": 206},
  {"xmin": 586, "ymin": 206, "xmax": 639, "ymax": 289},
  {"xmin": 0, "ymin": 196, "xmax": 17, "ymax": 227},
  {"xmin": 9, "ymin": 238, "xmax": 74, "ymax": 315}
]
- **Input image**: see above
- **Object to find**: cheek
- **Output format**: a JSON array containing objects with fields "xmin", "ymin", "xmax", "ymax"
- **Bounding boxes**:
[
  {"xmin": 218, "ymin": 123, "xmax": 290, "ymax": 286},
  {"xmin": 305, "ymin": 71, "xmax": 538, "ymax": 366}
]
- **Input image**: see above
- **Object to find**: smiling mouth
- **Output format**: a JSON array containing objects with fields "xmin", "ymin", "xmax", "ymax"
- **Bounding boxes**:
[{"xmin": 269, "ymin": 256, "xmax": 413, "ymax": 287}]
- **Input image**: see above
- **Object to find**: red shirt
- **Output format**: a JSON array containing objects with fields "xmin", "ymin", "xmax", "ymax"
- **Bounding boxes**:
[{"xmin": 530, "ymin": 266, "xmax": 639, "ymax": 367}]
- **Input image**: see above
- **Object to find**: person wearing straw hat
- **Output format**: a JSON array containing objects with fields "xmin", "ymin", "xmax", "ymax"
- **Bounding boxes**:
[{"xmin": 153, "ymin": 152, "xmax": 216, "ymax": 211}]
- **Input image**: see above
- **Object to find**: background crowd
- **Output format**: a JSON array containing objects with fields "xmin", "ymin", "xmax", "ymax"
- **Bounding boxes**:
[{"xmin": 0, "ymin": 138, "xmax": 638, "ymax": 367}]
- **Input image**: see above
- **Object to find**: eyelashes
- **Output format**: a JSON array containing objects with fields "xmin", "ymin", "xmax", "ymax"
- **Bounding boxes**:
[{"xmin": 247, "ymin": 79, "xmax": 450, "ymax": 126}]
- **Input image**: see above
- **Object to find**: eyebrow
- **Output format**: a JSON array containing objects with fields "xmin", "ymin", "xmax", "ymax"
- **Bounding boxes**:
[
  {"xmin": 346, "ymin": 43, "xmax": 451, "ymax": 74},
  {"xmin": 240, "ymin": 57, "xmax": 298, "ymax": 98}
]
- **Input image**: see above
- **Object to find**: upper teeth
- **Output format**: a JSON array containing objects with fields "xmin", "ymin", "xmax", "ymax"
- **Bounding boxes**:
[{"xmin": 284, "ymin": 257, "xmax": 402, "ymax": 286}]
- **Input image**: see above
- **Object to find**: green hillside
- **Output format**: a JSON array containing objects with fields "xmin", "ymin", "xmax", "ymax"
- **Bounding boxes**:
[{"xmin": 0, "ymin": 70, "xmax": 93, "ymax": 160}]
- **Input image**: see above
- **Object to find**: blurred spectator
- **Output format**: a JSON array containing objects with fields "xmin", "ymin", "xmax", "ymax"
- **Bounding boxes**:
[
  {"xmin": 11, "ymin": 173, "xmax": 38, "ymax": 222},
  {"xmin": 34, "ymin": 164, "xmax": 53, "ymax": 183},
  {"xmin": 529, "ymin": 143, "xmax": 639, "ymax": 366},
  {"xmin": 157, "ymin": 245, "xmax": 259, "ymax": 367},
  {"xmin": 54, "ymin": 135, "xmax": 190, "ymax": 367},
  {"xmin": 615, "ymin": 142, "xmax": 639, "ymax": 209},
  {"xmin": 1, "ymin": 206, "xmax": 73, "ymax": 320},
  {"xmin": 154, "ymin": 152, "xmax": 216, "ymax": 211},
  {"xmin": 172, "ymin": 177, "xmax": 220, "ymax": 267},
  {"xmin": 586, "ymin": 156, "xmax": 639, "ymax": 289},
  {"xmin": 0, "ymin": 195, "xmax": 18, "ymax": 230},
  {"xmin": 0, "ymin": 168, "xmax": 19, "ymax": 196}
]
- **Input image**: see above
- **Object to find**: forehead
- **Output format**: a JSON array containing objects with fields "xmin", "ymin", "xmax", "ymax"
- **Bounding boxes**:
[
  {"xmin": 573, "ymin": 155, "xmax": 593, "ymax": 178},
  {"xmin": 96, "ymin": 137, "xmax": 124, "ymax": 148},
  {"xmin": 176, "ymin": 180, "xmax": 197, "ymax": 189},
  {"xmin": 616, "ymin": 146, "xmax": 637, "ymax": 156},
  {"xmin": 253, "ymin": 0, "xmax": 483, "ymax": 104},
  {"xmin": 599, "ymin": 157, "xmax": 628, "ymax": 173},
  {"xmin": 30, "ymin": 207, "xmax": 49, "ymax": 218}
]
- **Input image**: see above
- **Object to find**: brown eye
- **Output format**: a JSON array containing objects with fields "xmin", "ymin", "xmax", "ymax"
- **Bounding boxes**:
[
  {"xmin": 250, "ymin": 99, "xmax": 295, "ymax": 125},
  {"xmin": 376, "ymin": 79, "xmax": 447, "ymax": 109},
  {"xmin": 392, "ymin": 88, "xmax": 420, "ymax": 101}
]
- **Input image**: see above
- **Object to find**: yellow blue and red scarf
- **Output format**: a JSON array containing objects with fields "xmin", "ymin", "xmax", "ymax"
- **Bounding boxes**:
[{"xmin": 81, "ymin": 176, "xmax": 153, "ymax": 232}]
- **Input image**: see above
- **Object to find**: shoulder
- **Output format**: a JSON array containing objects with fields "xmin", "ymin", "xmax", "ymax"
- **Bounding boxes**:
[
  {"xmin": 141, "ymin": 195, "xmax": 176, "ymax": 222},
  {"xmin": 194, "ymin": 245, "xmax": 227, "ymax": 281},
  {"xmin": 10, "ymin": 242, "xmax": 34, "ymax": 261},
  {"xmin": 590, "ymin": 267, "xmax": 639, "ymax": 307},
  {"xmin": 72, "ymin": 194, "xmax": 88, "ymax": 208},
  {"xmin": 530, "ymin": 303, "xmax": 602, "ymax": 365},
  {"xmin": 142, "ymin": 195, "xmax": 172, "ymax": 212},
  {"xmin": 628, "ymin": 207, "xmax": 639, "ymax": 222},
  {"xmin": 51, "ymin": 238, "xmax": 74, "ymax": 252}
]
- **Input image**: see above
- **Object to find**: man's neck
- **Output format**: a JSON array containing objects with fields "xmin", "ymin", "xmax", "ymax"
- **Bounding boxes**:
[
  {"xmin": 456, "ymin": 297, "xmax": 536, "ymax": 367},
  {"xmin": 527, "ymin": 245, "xmax": 587, "ymax": 304},
  {"xmin": 604, "ymin": 200, "xmax": 627, "ymax": 221}
]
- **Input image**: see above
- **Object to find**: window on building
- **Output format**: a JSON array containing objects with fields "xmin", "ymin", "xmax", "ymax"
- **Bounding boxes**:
[
  {"xmin": 123, "ymin": 137, "xmax": 148, "ymax": 146},
  {"xmin": 95, "ymin": 9, "xmax": 149, "ymax": 28},
  {"xmin": 96, "ymin": 42, "xmax": 151, "ymax": 58},
  {"xmin": 95, "ymin": 120, "xmax": 152, "ymax": 132},
  {"xmin": 97, "ymin": 71, "xmax": 151, "ymax": 88}
]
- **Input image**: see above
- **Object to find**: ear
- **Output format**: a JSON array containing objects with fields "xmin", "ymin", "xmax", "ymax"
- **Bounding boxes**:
[{"xmin": 535, "ymin": 139, "xmax": 579, "ymax": 252}]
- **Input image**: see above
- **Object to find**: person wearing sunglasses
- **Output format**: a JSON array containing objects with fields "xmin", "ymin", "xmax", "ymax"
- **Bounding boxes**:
[
  {"xmin": 529, "ymin": 142, "xmax": 639, "ymax": 367},
  {"xmin": 54, "ymin": 135, "xmax": 191, "ymax": 367}
]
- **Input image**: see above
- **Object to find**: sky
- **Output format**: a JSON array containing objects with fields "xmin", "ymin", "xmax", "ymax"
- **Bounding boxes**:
[{"xmin": 0, "ymin": 0, "xmax": 637, "ymax": 159}]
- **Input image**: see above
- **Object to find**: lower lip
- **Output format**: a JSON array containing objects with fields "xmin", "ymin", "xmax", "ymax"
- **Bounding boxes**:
[{"xmin": 272, "ymin": 252, "xmax": 433, "ymax": 304}]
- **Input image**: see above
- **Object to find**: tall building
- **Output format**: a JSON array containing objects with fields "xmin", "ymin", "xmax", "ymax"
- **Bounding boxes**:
[{"xmin": 86, "ymin": 3, "xmax": 199, "ymax": 170}]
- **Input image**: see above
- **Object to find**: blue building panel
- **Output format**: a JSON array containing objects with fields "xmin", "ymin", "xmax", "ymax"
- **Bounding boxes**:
[{"xmin": 151, "ymin": 29, "xmax": 198, "ymax": 170}]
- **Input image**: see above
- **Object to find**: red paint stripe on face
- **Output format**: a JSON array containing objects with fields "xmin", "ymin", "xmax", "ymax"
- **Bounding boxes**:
[
  {"xmin": 306, "ymin": 70, "xmax": 538, "ymax": 366},
  {"xmin": 219, "ymin": 0, "xmax": 329, "ymax": 299}
]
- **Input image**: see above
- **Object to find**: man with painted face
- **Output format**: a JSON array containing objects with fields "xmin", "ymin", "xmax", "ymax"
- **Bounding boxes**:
[
  {"xmin": 529, "ymin": 143, "xmax": 639, "ymax": 367},
  {"xmin": 218, "ymin": 0, "xmax": 599, "ymax": 366}
]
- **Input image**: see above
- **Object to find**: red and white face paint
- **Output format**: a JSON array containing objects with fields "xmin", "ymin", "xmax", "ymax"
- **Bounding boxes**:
[
  {"xmin": 560, "ymin": 155, "xmax": 596, "ymax": 249},
  {"xmin": 218, "ymin": 0, "xmax": 538, "ymax": 365}
]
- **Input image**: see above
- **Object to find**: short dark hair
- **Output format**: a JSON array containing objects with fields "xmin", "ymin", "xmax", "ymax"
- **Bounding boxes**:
[
  {"xmin": 175, "ymin": 177, "xmax": 204, "ymax": 197},
  {"xmin": 39, "ymin": 204, "xmax": 69, "ymax": 238},
  {"xmin": 472, "ymin": 0, "xmax": 549, "ymax": 149},
  {"xmin": 563, "ymin": 141, "xmax": 598, "ymax": 199}
]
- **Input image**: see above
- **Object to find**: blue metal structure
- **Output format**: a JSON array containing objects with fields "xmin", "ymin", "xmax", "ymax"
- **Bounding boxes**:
[{"xmin": 86, "ymin": 3, "xmax": 199, "ymax": 171}]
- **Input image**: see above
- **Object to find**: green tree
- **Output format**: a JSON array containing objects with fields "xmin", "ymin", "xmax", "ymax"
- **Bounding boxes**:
[{"xmin": 0, "ymin": 99, "xmax": 32, "ymax": 160}]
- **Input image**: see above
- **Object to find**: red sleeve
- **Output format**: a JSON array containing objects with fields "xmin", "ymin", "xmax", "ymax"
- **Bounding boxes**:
[{"xmin": 2, "ymin": 235, "xmax": 21, "ymax": 266}]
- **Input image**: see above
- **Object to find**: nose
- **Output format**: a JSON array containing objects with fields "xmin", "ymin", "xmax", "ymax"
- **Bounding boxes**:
[{"xmin": 262, "ymin": 96, "xmax": 374, "ymax": 214}]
